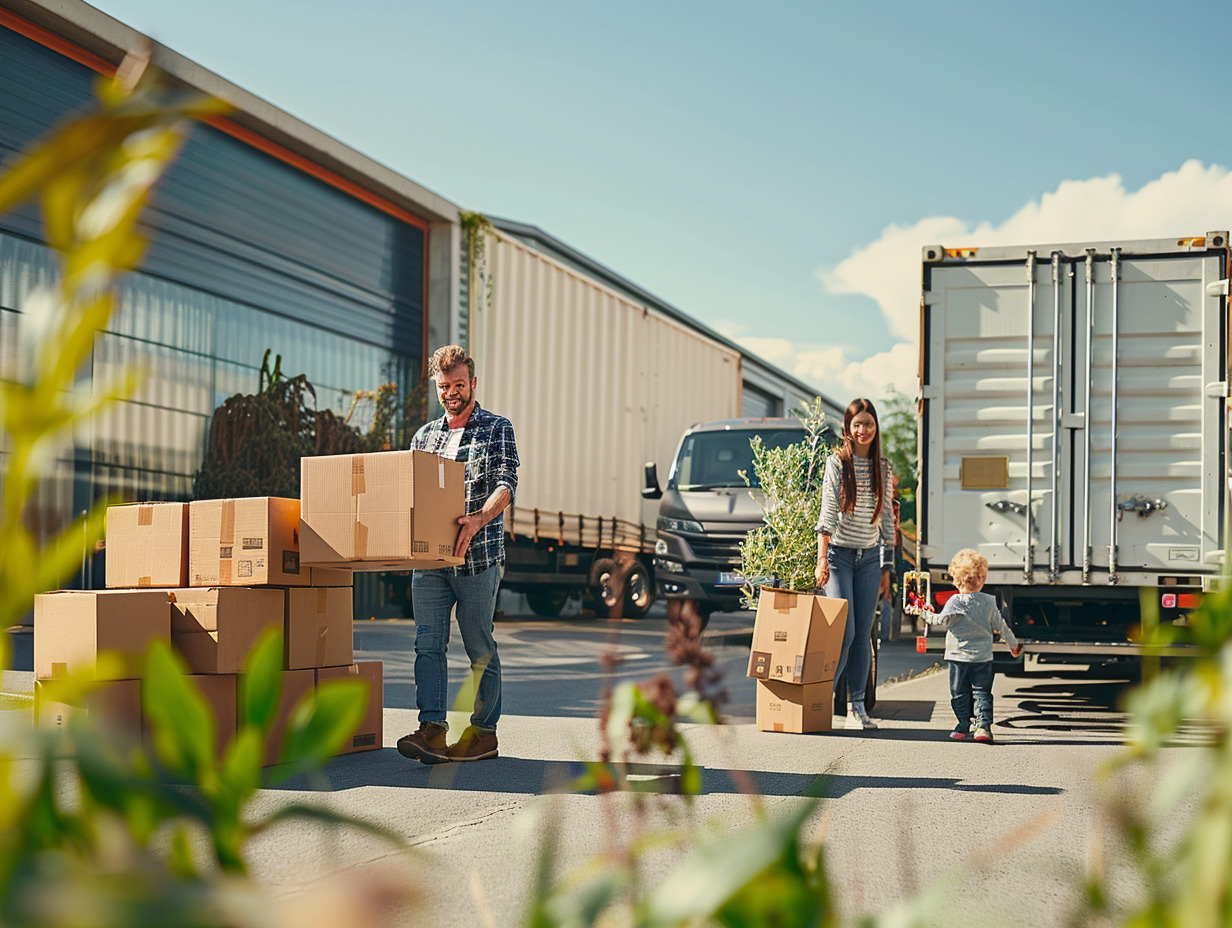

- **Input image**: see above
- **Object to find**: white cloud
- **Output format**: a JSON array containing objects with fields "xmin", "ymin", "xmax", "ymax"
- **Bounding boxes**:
[
  {"xmin": 724, "ymin": 160, "xmax": 1232, "ymax": 401},
  {"xmin": 825, "ymin": 160, "xmax": 1232, "ymax": 342}
]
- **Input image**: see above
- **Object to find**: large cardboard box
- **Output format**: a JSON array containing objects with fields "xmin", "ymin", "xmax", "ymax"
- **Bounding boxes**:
[
  {"xmin": 188, "ymin": 673, "xmax": 238, "ymax": 759},
  {"xmin": 34, "ymin": 678, "xmax": 143, "ymax": 737},
  {"xmin": 256, "ymin": 668, "xmax": 315, "ymax": 766},
  {"xmin": 169, "ymin": 588, "xmax": 285, "ymax": 674},
  {"xmin": 747, "ymin": 588, "xmax": 847, "ymax": 684},
  {"xmin": 105, "ymin": 502, "xmax": 189, "ymax": 588},
  {"xmin": 285, "ymin": 587, "xmax": 353, "ymax": 670},
  {"xmin": 189, "ymin": 497, "xmax": 310, "ymax": 587},
  {"xmin": 315, "ymin": 661, "xmax": 383, "ymax": 754},
  {"xmin": 756, "ymin": 679, "xmax": 835, "ymax": 733},
  {"xmin": 34, "ymin": 590, "xmax": 171, "ymax": 681},
  {"xmin": 299, "ymin": 449, "xmax": 465, "ymax": 570}
]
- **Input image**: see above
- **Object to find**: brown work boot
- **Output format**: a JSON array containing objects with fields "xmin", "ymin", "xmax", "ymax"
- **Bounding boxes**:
[
  {"xmin": 445, "ymin": 725, "xmax": 498, "ymax": 761},
  {"xmin": 397, "ymin": 721, "xmax": 449, "ymax": 764}
]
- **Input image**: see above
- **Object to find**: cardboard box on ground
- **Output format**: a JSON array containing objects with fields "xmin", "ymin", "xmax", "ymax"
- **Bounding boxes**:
[
  {"xmin": 299, "ymin": 449, "xmax": 466, "ymax": 570},
  {"xmin": 32, "ymin": 486, "xmax": 408, "ymax": 761},
  {"xmin": 747, "ymin": 588, "xmax": 848, "ymax": 733}
]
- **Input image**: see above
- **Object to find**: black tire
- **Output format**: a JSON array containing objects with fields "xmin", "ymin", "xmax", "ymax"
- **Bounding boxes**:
[
  {"xmin": 589, "ymin": 556, "xmax": 622, "ymax": 618},
  {"xmin": 525, "ymin": 587, "xmax": 569, "ymax": 617},
  {"xmin": 624, "ymin": 561, "xmax": 654, "ymax": 618}
]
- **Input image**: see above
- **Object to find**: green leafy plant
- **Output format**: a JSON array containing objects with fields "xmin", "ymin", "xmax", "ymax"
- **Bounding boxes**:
[
  {"xmin": 738, "ymin": 398, "xmax": 832, "ymax": 606},
  {"xmin": 878, "ymin": 385, "xmax": 917, "ymax": 533}
]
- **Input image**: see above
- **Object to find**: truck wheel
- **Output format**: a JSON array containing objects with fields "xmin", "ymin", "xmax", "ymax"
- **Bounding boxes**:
[
  {"xmin": 589, "ymin": 556, "xmax": 622, "ymax": 618},
  {"xmin": 624, "ymin": 562, "xmax": 654, "ymax": 618},
  {"xmin": 525, "ymin": 587, "xmax": 569, "ymax": 617}
]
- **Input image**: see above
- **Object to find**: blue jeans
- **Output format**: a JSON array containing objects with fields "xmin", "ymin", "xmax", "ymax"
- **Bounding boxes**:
[
  {"xmin": 824, "ymin": 545, "xmax": 881, "ymax": 706},
  {"xmin": 411, "ymin": 564, "xmax": 502, "ymax": 731},
  {"xmin": 948, "ymin": 659, "xmax": 994, "ymax": 730}
]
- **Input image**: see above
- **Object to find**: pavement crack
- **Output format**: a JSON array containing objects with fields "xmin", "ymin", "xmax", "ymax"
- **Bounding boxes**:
[{"xmin": 406, "ymin": 803, "xmax": 522, "ymax": 848}]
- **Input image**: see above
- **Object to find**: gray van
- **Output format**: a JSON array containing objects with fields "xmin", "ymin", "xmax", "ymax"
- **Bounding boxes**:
[{"xmin": 642, "ymin": 417, "xmax": 808, "ymax": 620}]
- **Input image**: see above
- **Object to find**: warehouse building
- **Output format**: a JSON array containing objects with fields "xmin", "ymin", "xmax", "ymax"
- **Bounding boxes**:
[{"xmin": 0, "ymin": 0, "xmax": 835, "ymax": 607}]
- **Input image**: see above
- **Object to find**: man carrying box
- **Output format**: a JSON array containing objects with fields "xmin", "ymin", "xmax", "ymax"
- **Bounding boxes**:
[{"xmin": 397, "ymin": 345, "xmax": 520, "ymax": 764}]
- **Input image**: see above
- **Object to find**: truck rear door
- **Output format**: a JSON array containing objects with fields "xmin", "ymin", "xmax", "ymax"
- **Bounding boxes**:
[{"xmin": 921, "ymin": 236, "xmax": 1228, "ymax": 580}]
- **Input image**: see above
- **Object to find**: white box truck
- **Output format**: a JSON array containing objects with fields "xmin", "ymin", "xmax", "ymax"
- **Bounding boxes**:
[{"xmin": 917, "ymin": 232, "xmax": 1228, "ymax": 665}]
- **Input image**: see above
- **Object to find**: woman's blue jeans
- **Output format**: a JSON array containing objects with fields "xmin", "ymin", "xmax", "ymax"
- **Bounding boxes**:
[
  {"xmin": 411, "ymin": 564, "xmax": 502, "ymax": 731},
  {"xmin": 824, "ymin": 545, "xmax": 881, "ymax": 706}
]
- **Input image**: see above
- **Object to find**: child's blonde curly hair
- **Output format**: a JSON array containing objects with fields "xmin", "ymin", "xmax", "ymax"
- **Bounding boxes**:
[{"xmin": 948, "ymin": 548, "xmax": 988, "ymax": 591}]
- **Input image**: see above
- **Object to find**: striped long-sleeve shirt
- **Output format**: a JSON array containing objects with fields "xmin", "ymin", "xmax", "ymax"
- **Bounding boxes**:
[{"xmin": 815, "ymin": 453, "xmax": 895, "ymax": 569}]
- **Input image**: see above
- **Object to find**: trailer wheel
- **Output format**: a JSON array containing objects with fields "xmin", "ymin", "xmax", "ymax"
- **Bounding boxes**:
[
  {"xmin": 589, "ymin": 557, "xmax": 622, "ymax": 617},
  {"xmin": 624, "ymin": 561, "xmax": 654, "ymax": 618},
  {"xmin": 525, "ymin": 587, "xmax": 569, "ymax": 617}
]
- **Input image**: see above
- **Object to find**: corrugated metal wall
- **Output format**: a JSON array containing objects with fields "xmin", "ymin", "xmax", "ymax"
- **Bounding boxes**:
[
  {"xmin": 473, "ymin": 233, "xmax": 739, "ymax": 530},
  {"xmin": 0, "ymin": 20, "xmax": 430, "ymax": 582}
]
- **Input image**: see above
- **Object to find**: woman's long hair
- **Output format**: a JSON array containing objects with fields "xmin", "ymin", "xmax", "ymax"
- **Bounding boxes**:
[{"xmin": 837, "ymin": 397, "xmax": 885, "ymax": 523}]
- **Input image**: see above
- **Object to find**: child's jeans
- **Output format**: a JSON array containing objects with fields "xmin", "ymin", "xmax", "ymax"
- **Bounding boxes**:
[{"xmin": 948, "ymin": 659, "xmax": 994, "ymax": 730}]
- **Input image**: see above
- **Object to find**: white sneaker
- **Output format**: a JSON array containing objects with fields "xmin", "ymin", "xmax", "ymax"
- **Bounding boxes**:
[{"xmin": 846, "ymin": 710, "xmax": 878, "ymax": 731}]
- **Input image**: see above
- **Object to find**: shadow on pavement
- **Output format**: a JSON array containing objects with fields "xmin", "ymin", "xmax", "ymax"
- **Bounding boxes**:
[{"xmin": 267, "ymin": 747, "xmax": 1064, "ymax": 799}]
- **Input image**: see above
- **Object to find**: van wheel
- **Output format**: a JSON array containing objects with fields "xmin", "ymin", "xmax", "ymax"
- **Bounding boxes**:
[
  {"xmin": 624, "ymin": 562, "xmax": 654, "ymax": 618},
  {"xmin": 525, "ymin": 587, "xmax": 569, "ymax": 617}
]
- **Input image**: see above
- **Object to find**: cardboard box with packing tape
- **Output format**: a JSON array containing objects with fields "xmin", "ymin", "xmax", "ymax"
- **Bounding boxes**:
[
  {"xmin": 285, "ymin": 587, "xmax": 354, "ymax": 670},
  {"xmin": 188, "ymin": 497, "xmax": 355, "ymax": 587},
  {"xmin": 168, "ymin": 587, "xmax": 285, "ymax": 674},
  {"xmin": 756, "ymin": 679, "xmax": 835, "ymax": 733},
  {"xmin": 105, "ymin": 502, "xmax": 189, "ymax": 588},
  {"xmin": 315, "ymin": 661, "xmax": 383, "ymax": 754},
  {"xmin": 33, "ymin": 590, "xmax": 171, "ymax": 681},
  {"xmin": 746, "ymin": 588, "xmax": 847, "ymax": 685},
  {"xmin": 299, "ymin": 449, "xmax": 465, "ymax": 570}
]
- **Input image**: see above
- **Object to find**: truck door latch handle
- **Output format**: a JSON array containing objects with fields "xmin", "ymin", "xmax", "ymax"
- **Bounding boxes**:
[
  {"xmin": 1117, "ymin": 496, "xmax": 1167, "ymax": 521},
  {"xmin": 986, "ymin": 500, "xmax": 1026, "ymax": 515}
]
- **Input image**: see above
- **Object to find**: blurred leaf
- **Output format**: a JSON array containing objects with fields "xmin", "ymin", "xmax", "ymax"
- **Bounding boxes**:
[
  {"xmin": 638, "ymin": 801, "xmax": 822, "ymax": 928},
  {"xmin": 142, "ymin": 640, "xmax": 217, "ymax": 784},
  {"xmin": 239, "ymin": 626, "xmax": 283, "ymax": 730},
  {"xmin": 270, "ymin": 679, "xmax": 367, "ymax": 781}
]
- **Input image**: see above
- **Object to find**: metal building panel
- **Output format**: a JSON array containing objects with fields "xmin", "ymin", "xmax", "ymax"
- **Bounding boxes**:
[{"xmin": 474, "ymin": 235, "xmax": 739, "ymax": 533}]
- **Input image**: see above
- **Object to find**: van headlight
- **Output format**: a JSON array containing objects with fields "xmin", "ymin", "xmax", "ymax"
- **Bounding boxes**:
[{"xmin": 657, "ymin": 517, "xmax": 703, "ymax": 534}]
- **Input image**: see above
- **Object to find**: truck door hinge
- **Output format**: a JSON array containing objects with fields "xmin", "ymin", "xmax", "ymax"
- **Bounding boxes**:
[
  {"xmin": 1205, "ymin": 279, "xmax": 1230, "ymax": 297},
  {"xmin": 1205, "ymin": 381, "xmax": 1228, "ymax": 398}
]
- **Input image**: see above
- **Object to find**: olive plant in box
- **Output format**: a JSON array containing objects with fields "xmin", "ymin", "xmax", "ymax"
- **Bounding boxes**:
[{"xmin": 738, "ymin": 398, "xmax": 832, "ymax": 606}]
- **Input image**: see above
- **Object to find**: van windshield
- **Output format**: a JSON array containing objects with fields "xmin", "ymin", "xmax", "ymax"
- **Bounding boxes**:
[{"xmin": 670, "ymin": 428, "xmax": 807, "ymax": 490}]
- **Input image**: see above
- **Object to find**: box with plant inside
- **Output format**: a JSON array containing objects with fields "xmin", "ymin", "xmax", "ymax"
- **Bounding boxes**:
[{"xmin": 738, "ymin": 399, "xmax": 848, "ymax": 732}]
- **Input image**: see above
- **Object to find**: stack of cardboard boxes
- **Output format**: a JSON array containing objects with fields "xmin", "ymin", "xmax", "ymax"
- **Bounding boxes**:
[
  {"xmin": 33, "ymin": 447, "xmax": 466, "ymax": 764},
  {"xmin": 746, "ymin": 588, "xmax": 848, "ymax": 733}
]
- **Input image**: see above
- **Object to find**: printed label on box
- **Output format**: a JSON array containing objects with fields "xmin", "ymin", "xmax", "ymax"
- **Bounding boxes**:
[
  {"xmin": 282, "ymin": 550, "xmax": 300, "ymax": 574},
  {"xmin": 220, "ymin": 546, "xmax": 232, "ymax": 559},
  {"xmin": 413, "ymin": 541, "xmax": 430, "ymax": 553},
  {"xmin": 773, "ymin": 630, "xmax": 788, "ymax": 642},
  {"xmin": 242, "ymin": 537, "xmax": 263, "ymax": 549},
  {"xmin": 237, "ymin": 561, "xmax": 252, "ymax": 578}
]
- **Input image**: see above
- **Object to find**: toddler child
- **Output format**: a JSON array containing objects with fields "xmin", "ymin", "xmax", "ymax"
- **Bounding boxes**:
[{"xmin": 924, "ymin": 548, "xmax": 1021, "ymax": 743}]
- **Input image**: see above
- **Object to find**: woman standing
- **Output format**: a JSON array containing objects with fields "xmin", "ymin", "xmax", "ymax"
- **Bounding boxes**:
[{"xmin": 814, "ymin": 398, "xmax": 895, "ymax": 730}]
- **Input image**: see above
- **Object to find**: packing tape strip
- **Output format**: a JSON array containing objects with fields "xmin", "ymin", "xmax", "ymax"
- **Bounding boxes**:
[
  {"xmin": 138, "ymin": 505, "xmax": 153, "ymax": 526},
  {"xmin": 137, "ymin": 576, "xmax": 151, "ymax": 587},
  {"xmin": 354, "ymin": 522, "xmax": 367, "ymax": 559},
  {"xmin": 220, "ymin": 499, "xmax": 235, "ymax": 545},
  {"xmin": 351, "ymin": 456, "xmax": 365, "ymax": 495},
  {"xmin": 439, "ymin": 457, "xmax": 445, "ymax": 489},
  {"xmin": 219, "ymin": 560, "xmax": 231, "ymax": 585},
  {"xmin": 316, "ymin": 588, "xmax": 328, "ymax": 612},
  {"xmin": 316, "ymin": 625, "xmax": 328, "ymax": 667}
]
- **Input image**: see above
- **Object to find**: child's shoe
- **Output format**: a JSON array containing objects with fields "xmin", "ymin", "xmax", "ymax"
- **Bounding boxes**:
[
  {"xmin": 949, "ymin": 725, "xmax": 968, "ymax": 740},
  {"xmin": 973, "ymin": 727, "xmax": 994, "ymax": 743}
]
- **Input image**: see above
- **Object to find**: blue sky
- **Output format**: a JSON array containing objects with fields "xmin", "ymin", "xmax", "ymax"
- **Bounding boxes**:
[{"xmin": 85, "ymin": 0, "xmax": 1232, "ymax": 402}]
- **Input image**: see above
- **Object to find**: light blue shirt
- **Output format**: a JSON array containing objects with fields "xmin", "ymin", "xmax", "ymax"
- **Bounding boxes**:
[{"xmin": 924, "ymin": 590, "xmax": 1019, "ymax": 662}]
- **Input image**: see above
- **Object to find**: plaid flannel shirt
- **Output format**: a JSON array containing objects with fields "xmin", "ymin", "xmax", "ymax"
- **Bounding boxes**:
[{"xmin": 411, "ymin": 403, "xmax": 519, "ymax": 575}]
